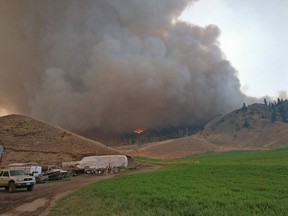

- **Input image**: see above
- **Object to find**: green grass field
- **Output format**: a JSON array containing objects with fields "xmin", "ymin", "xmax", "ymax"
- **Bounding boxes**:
[{"xmin": 48, "ymin": 149, "xmax": 288, "ymax": 216}]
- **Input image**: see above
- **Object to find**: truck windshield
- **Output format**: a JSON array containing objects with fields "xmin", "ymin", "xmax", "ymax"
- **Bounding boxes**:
[{"xmin": 10, "ymin": 170, "xmax": 25, "ymax": 176}]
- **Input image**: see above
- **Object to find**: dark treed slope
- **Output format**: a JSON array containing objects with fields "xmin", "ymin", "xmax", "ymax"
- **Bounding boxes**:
[{"xmin": 0, "ymin": 114, "xmax": 120, "ymax": 165}]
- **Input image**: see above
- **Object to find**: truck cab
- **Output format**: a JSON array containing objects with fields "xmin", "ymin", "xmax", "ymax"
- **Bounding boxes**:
[{"xmin": 0, "ymin": 169, "xmax": 36, "ymax": 193}]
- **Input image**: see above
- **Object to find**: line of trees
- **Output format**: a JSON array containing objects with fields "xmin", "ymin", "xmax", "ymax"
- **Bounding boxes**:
[{"xmin": 263, "ymin": 98, "xmax": 288, "ymax": 123}]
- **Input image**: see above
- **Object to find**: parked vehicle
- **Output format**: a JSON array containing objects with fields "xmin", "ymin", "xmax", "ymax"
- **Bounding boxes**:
[
  {"xmin": 35, "ymin": 174, "xmax": 49, "ymax": 183},
  {"xmin": 0, "ymin": 169, "xmax": 36, "ymax": 193},
  {"xmin": 8, "ymin": 163, "xmax": 42, "ymax": 177},
  {"xmin": 42, "ymin": 165, "xmax": 70, "ymax": 180}
]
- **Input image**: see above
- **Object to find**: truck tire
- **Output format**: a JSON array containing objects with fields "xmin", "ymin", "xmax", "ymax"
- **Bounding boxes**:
[
  {"xmin": 8, "ymin": 182, "xmax": 16, "ymax": 193},
  {"xmin": 27, "ymin": 185, "xmax": 34, "ymax": 191}
]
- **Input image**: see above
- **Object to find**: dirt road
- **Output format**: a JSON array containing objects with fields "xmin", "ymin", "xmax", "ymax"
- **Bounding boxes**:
[
  {"xmin": 0, "ymin": 164, "xmax": 160, "ymax": 216},
  {"xmin": 0, "ymin": 174, "xmax": 116, "ymax": 216}
]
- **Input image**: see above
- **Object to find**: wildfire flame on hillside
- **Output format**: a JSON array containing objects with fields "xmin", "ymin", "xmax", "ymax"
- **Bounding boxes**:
[{"xmin": 134, "ymin": 129, "xmax": 144, "ymax": 134}]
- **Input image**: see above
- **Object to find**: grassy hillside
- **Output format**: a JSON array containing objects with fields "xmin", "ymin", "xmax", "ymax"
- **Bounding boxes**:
[
  {"xmin": 0, "ymin": 114, "xmax": 120, "ymax": 165},
  {"xmin": 49, "ymin": 148, "xmax": 288, "ymax": 216}
]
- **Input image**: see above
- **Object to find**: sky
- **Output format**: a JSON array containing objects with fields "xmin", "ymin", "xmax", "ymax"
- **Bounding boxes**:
[{"xmin": 180, "ymin": 0, "xmax": 288, "ymax": 98}]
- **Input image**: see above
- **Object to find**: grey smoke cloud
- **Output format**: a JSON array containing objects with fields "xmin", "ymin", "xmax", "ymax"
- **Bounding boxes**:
[{"xmin": 0, "ymin": 0, "xmax": 251, "ymax": 133}]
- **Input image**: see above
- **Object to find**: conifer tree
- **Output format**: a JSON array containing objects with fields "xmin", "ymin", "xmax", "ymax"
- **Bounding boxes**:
[
  {"xmin": 242, "ymin": 103, "xmax": 247, "ymax": 111},
  {"xmin": 271, "ymin": 106, "xmax": 277, "ymax": 122}
]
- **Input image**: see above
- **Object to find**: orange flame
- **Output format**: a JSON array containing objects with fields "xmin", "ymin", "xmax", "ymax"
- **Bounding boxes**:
[{"xmin": 134, "ymin": 129, "xmax": 144, "ymax": 134}]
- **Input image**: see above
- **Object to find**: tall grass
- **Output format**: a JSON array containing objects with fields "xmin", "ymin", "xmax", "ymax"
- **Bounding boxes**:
[{"xmin": 49, "ymin": 148, "xmax": 288, "ymax": 216}]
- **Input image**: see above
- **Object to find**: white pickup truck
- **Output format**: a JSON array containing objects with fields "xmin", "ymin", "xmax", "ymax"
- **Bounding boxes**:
[{"xmin": 0, "ymin": 169, "xmax": 36, "ymax": 193}]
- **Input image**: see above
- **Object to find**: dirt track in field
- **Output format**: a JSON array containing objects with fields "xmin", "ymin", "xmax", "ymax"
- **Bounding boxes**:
[{"xmin": 0, "ymin": 163, "xmax": 160, "ymax": 216}]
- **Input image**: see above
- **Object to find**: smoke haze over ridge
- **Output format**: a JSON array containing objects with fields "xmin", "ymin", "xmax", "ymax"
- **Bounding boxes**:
[{"xmin": 0, "ymin": 0, "xmax": 252, "ymax": 134}]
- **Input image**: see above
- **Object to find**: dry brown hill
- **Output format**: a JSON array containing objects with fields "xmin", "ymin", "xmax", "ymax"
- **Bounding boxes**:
[
  {"xmin": 2, "ymin": 102, "xmax": 287, "ymax": 163},
  {"xmin": 0, "ymin": 114, "xmax": 120, "ymax": 165},
  {"xmin": 117, "ymin": 133, "xmax": 260, "ymax": 160},
  {"xmin": 203, "ymin": 102, "xmax": 288, "ymax": 148},
  {"xmin": 118, "ymin": 101, "xmax": 288, "ymax": 159},
  {"xmin": 117, "ymin": 135, "xmax": 229, "ymax": 160}
]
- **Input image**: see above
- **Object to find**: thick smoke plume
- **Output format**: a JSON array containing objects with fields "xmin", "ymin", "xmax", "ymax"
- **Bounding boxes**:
[{"xmin": 0, "ymin": 0, "xmax": 251, "ymax": 134}]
